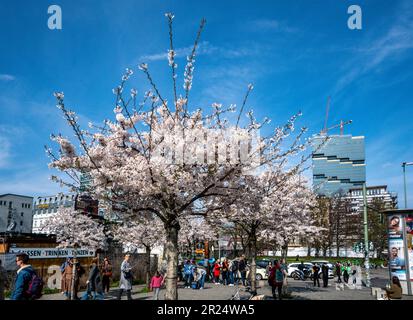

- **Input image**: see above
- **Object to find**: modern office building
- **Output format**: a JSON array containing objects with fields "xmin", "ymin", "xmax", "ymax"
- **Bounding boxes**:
[
  {"xmin": 32, "ymin": 193, "xmax": 76, "ymax": 233},
  {"xmin": 347, "ymin": 185, "xmax": 398, "ymax": 213},
  {"xmin": 0, "ymin": 194, "xmax": 34, "ymax": 233},
  {"xmin": 312, "ymin": 134, "xmax": 366, "ymax": 196}
]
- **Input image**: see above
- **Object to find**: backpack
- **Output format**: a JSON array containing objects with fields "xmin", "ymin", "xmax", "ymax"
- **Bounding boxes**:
[
  {"xmin": 26, "ymin": 273, "xmax": 44, "ymax": 300},
  {"xmin": 231, "ymin": 260, "xmax": 238, "ymax": 272},
  {"xmin": 184, "ymin": 264, "xmax": 192, "ymax": 275}
]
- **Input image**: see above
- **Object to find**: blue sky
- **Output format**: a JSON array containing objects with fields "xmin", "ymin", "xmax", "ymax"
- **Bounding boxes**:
[{"xmin": 0, "ymin": 0, "xmax": 412, "ymax": 206}]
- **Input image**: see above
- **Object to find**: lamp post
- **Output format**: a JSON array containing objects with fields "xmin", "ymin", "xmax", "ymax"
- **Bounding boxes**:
[
  {"xmin": 362, "ymin": 183, "xmax": 371, "ymax": 287},
  {"xmin": 402, "ymin": 162, "xmax": 413, "ymax": 209}
]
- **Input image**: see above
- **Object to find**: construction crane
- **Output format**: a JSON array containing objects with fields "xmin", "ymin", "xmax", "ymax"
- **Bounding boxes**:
[
  {"xmin": 325, "ymin": 119, "xmax": 353, "ymax": 135},
  {"xmin": 320, "ymin": 96, "xmax": 352, "ymax": 135}
]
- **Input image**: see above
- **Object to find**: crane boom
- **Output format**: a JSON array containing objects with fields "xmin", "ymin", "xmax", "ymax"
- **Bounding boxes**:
[{"xmin": 323, "ymin": 96, "xmax": 331, "ymax": 134}]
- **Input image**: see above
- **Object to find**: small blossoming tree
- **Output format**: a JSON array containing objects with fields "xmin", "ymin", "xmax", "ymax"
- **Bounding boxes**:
[{"xmin": 46, "ymin": 14, "xmax": 312, "ymax": 299}]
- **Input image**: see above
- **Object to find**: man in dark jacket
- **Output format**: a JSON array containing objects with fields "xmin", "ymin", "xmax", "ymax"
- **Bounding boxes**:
[
  {"xmin": 238, "ymin": 255, "xmax": 247, "ymax": 286},
  {"xmin": 11, "ymin": 253, "xmax": 35, "ymax": 300},
  {"xmin": 321, "ymin": 263, "xmax": 329, "ymax": 287}
]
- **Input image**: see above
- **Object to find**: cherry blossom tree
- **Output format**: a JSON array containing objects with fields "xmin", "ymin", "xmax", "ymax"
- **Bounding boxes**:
[
  {"xmin": 41, "ymin": 207, "xmax": 106, "ymax": 250},
  {"xmin": 260, "ymin": 175, "xmax": 322, "ymax": 259},
  {"xmin": 46, "ymin": 14, "xmax": 312, "ymax": 299}
]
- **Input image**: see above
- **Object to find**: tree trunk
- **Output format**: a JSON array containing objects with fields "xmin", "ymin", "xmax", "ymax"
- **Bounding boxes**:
[
  {"xmin": 164, "ymin": 218, "xmax": 180, "ymax": 300},
  {"xmin": 145, "ymin": 246, "xmax": 151, "ymax": 289},
  {"xmin": 281, "ymin": 243, "xmax": 288, "ymax": 259},
  {"xmin": 246, "ymin": 233, "xmax": 258, "ymax": 293}
]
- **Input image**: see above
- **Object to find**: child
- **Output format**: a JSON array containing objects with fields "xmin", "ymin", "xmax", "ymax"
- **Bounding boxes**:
[{"xmin": 150, "ymin": 271, "xmax": 164, "ymax": 300}]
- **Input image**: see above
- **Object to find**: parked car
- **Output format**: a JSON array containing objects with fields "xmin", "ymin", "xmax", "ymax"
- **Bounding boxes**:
[
  {"xmin": 287, "ymin": 262, "xmax": 313, "ymax": 277},
  {"xmin": 256, "ymin": 259, "xmax": 271, "ymax": 269},
  {"xmin": 247, "ymin": 265, "xmax": 268, "ymax": 281}
]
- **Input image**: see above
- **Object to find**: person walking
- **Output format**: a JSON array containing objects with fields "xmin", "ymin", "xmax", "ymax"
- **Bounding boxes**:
[
  {"xmin": 231, "ymin": 258, "xmax": 239, "ymax": 285},
  {"xmin": 321, "ymin": 263, "xmax": 329, "ymax": 288},
  {"xmin": 62, "ymin": 257, "xmax": 77, "ymax": 300},
  {"xmin": 60, "ymin": 257, "xmax": 70, "ymax": 294},
  {"xmin": 150, "ymin": 271, "xmax": 164, "ymax": 300},
  {"xmin": 213, "ymin": 260, "xmax": 221, "ymax": 284},
  {"xmin": 11, "ymin": 253, "xmax": 37, "ymax": 300},
  {"xmin": 280, "ymin": 258, "xmax": 288, "ymax": 295},
  {"xmin": 312, "ymin": 264, "xmax": 320, "ymax": 287},
  {"xmin": 335, "ymin": 262, "xmax": 342, "ymax": 283},
  {"xmin": 183, "ymin": 260, "xmax": 194, "ymax": 288},
  {"xmin": 221, "ymin": 258, "xmax": 229, "ymax": 285},
  {"xmin": 268, "ymin": 260, "xmax": 284, "ymax": 300},
  {"xmin": 117, "ymin": 253, "xmax": 133, "ymax": 300},
  {"xmin": 101, "ymin": 257, "xmax": 112, "ymax": 294},
  {"xmin": 82, "ymin": 257, "xmax": 104, "ymax": 300},
  {"xmin": 0, "ymin": 259, "xmax": 9, "ymax": 300},
  {"xmin": 342, "ymin": 263, "xmax": 349, "ymax": 284},
  {"xmin": 238, "ymin": 255, "xmax": 247, "ymax": 286}
]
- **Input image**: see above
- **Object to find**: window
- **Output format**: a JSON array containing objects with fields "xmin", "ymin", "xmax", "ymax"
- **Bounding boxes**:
[
  {"xmin": 28, "ymin": 204, "xmax": 31, "ymax": 209},
  {"xmin": 21, "ymin": 212, "xmax": 24, "ymax": 217},
  {"xmin": 20, "ymin": 221, "xmax": 23, "ymax": 226}
]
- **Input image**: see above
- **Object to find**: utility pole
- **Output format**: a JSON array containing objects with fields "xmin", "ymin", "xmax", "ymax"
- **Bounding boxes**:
[
  {"xmin": 362, "ymin": 183, "xmax": 371, "ymax": 287},
  {"xmin": 403, "ymin": 162, "xmax": 413, "ymax": 208}
]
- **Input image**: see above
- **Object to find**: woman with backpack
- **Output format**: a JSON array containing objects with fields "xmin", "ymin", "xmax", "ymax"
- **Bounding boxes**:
[{"xmin": 268, "ymin": 260, "xmax": 284, "ymax": 300}]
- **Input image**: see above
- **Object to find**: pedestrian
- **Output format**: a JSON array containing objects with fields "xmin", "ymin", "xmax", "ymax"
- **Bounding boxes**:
[
  {"xmin": 343, "ymin": 263, "xmax": 349, "ymax": 284},
  {"xmin": 268, "ymin": 260, "xmax": 284, "ymax": 300},
  {"xmin": 239, "ymin": 255, "xmax": 247, "ymax": 286},
  {"xmin": 0, "ymin": 259, "xmax": 9, "ymax": 300},
  {"xmin": 266, "ymin": 261, "xmax": 273, "ymax": 276},
  {"xmin": 60, "ymin": 257, "xmax": 70, "ymax": 294},
  {"xmin": 230, "ymin": 258, "xmax": 239, "ymax": 285},
  {"xmin": 312, "ymin": 264, "xmax": 320, "ymax": 287},
  {"xmin": 62, "ymin": 257, "xmax": 76, "ymax": 300},
  {"xmin": 280, "ymin": 258, "xmax": 288, "ymax": 295},
  {"xmin": 101, "ymin": 257, "xmax": 112, "ymax": 293},
  {"xmin": 213, "ymin": 260, "xmax": 221, "ymax": 284},
  {"xmin": 11, "ymin": 253, "xmax": 41, "ymax": 300},
  {"xmin": 183, "ymin": 260, "xmax": 194, "ymax": 288},
  {"xmin": 221, "ymin": 257, "xmax": 229, "ymax": 285},
  {"xmin": 351, "ymin": 264, "xmax": 357, "ymax": 285},
  {"xmin": 193, "ymin": 266, "xmax": 206, "ymax": 289},
  {"xmin": 82, "ymin": 257, "xmax": 104, "ymax": 300},
  {"xmin": 295, "ymin": 255, "xmax": 299, "ymax": 262},
  {"xmin": 335, "ymin": 262, "xmax": 342, "ymax": 283},
  {"xmin": 321, "ymin": 263, "xmax": 329, "ymax": 288},
  {"xmin": 385, "ymin": 276, "xmax": 402, "ymax": 300},
  {"xmin": 150, "ymin": 271, "xmax": 164, "ymax": 300},
  {"xmin": 117, "ymin": 253, "xmax": 133, "ymax": 300}
]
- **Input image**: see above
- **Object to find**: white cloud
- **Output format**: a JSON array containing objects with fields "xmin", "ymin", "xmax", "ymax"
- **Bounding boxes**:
[
  {"xmin": 331, "ymin": 4, "xmax": 413, "ymax": 96},
  {"xmin": 251, "ymin": 19, "xmax": 298, "ymax": 33},
  {"xmin": 0, "ymin": 74, "xmax": 15, "ymax": 81},
  {"xmin": 0, "ymin": 135, "xmax": 10, "ymax": 168},
  {"xmin": 139, "ymin": 41, "xmax": 256, "ymax": 62}
]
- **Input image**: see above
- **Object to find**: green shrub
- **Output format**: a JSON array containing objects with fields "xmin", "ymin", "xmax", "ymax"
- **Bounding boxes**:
[{"xmin": 43, "ymin": 288, "xmax": 61, "ymax": 295}]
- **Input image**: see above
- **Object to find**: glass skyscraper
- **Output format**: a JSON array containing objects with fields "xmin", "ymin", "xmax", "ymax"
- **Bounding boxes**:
[{"xmin": 311, "ymin": 134, "xmax": 366, "ymax": 196}]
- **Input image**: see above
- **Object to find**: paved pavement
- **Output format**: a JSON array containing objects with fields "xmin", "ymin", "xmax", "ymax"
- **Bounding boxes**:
[{"xmin": 39, "ymin": 268, "xmax": 413, "ymax": 300}]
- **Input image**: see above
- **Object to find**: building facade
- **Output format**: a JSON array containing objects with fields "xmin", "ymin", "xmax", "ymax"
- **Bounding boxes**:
[
  {"xmin": 32, "ymin": 193, "xmax": 76, "ymax": 233},
  {"xmin": 312, "ymin": 134, "xmax": 366, "ymax": 196},
  {"xmin": 0, "ymin": 194, "xmax": 34, "ymax": 233},
  {"xmin": 347, "ymin": 185, "xmax": 398, "ymax": 213}
]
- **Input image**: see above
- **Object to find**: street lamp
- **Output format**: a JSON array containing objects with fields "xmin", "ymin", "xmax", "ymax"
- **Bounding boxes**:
[{"xmin": 402, "ymin": 162, "xmax": 413, "ymax": 209}]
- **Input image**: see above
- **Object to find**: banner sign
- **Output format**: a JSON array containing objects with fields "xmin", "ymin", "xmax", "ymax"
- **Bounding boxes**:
[{"xmin": 8, "ymin": 247, "xmax": 95, "ymax": 259}]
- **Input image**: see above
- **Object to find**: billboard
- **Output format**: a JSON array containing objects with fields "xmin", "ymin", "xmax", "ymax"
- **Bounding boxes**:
[{"xmin": 385, "ymin": 210, "xmax": 413, "ymax": 295}]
